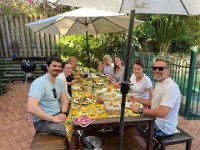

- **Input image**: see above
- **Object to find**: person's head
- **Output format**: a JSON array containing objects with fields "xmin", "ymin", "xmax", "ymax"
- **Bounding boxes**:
[
  {"xmin": 69, "ymin": 56, "xmax": 77, "ymax": 68},
  {"xmin": 133, "ymin": 59, "xmax": 144, "ymax": 78},
  {"xmin": 114, "ymin": 57, "xmax": 123, "ymax": 66},
  {"xmin": 46, "ymin": 56, "xmax": 62, "ymax": 77},
  {"xmin": 103, "ymin": 54, "xmax": 112, "ymax": 65},
  {"xmin": 62, "ymin": 62, "xmax": 73, "ymax": 76},
  {"xmin": 153, "ymin": 58, "xmax": 171, "ymax": 82},
  {"xmin": 114, "ymin": 57, "xmax": 123, "ymax": 73}
]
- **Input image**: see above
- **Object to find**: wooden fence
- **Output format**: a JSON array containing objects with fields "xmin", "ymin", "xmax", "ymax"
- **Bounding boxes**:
[{"xmin": 0, "ymin": 14, "xmax": 60, "ymax": 58}]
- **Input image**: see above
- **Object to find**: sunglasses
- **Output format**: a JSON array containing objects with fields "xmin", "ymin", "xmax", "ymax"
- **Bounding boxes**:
[
  {"xmin": 52, "ymin": 88, "xmax": 57, "ymax": 99},
  {"xmin": 152, "ymin": 66, "xmax": 167, "ymax": 71}
]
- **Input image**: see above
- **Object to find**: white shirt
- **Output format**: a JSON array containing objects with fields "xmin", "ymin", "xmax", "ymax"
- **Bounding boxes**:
[
  {"xmin": 130, "ymin": 74, "xmax": 153, "ymax": 99},
  {"xmin": 152, "ymin": 77, "xmax": 180, "ymax": 134},
  {"xmin": 57, "ymin": 72, "xmax": 71, "ymax": 100}
]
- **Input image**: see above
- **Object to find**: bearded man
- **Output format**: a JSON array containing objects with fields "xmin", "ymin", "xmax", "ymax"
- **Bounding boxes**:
[
  {"xmin": 27, "ymin": 56, "xmax": 69, "ymax": 136},
  {"xmin": 129, "ymin": 58, "xmax": 181, "ymax": 149}
]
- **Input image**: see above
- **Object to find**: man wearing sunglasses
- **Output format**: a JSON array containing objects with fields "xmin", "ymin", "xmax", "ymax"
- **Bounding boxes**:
[
  {"xmin": 27, "ymin": 56, "xmax": 69, "ymax": 137},
  {"xmin": 129, "ymin": 58, "xmax": 181, "ymax": 149}
]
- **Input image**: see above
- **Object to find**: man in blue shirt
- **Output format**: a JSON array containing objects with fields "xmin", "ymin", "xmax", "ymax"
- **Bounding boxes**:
[{"xmin": 27, "ymin": 56, "xmax": 69, "ymax": 137}]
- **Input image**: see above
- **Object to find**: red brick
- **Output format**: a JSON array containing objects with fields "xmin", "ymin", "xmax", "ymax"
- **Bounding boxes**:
[{"xmin": 19, "ymin": 140, "xmax": 30, "ymax": 149}]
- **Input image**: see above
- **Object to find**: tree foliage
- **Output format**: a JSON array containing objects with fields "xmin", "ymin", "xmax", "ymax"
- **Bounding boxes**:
[
  {"xmin": 54, "ymin": 31, "xmax": 142, "ymax": 69},
  {"xmin": 135, "ymin": 14, "xmax": 200, "ymax": 53},
  {"xmin": 0, "ymin": 0, "xmax": 70, "ymax": 16}
]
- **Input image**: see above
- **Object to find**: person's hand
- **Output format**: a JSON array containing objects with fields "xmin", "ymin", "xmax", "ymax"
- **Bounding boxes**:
[
  {"xmin": 52, "ymin": 114, "xmax": 67, "ymax": 122},
  {"xmin": 114, "ymin": 83, "xmax": 121, "ymax": 88},
  {"xmin": 130, "ymin": 95, "xmax": 138, "ymax": 102},
  {"xmin": 107, "ymin": 74, "xmax": 114, "ymax": 80},
  {"xmin": 71, "ymin": 80, "xmax": 77, "ymax": 85},
  {"xmin": 130, "ymin": 103, "xmax": 139, "ymax": 113}
]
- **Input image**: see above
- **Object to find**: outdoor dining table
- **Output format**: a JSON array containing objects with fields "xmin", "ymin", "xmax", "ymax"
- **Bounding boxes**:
[{"xmin": 66, "ymin": 75, "xmax": 155, "ymax": 150}]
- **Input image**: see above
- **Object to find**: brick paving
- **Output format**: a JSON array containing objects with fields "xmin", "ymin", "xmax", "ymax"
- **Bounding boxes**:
[{"xmin": 0, "ymin": 82, "xmax": 200, "ymax": 150}]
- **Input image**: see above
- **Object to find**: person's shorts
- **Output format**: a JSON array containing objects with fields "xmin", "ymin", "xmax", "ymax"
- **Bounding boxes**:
[
  {"xmin": 154, "ymin": 124, "xmax": 171, "ymax": 138},
  {"xmin": 136, "ymin": 124, "xmax": 171, "ymax": 138}
]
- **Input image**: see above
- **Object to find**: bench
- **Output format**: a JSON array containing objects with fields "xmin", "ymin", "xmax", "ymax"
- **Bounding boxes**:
[
  {"xmin": 154, "ymin": 127, "xmax": 193, "ymax": 150},
  {"xmin": 31, "ymin": 132, "xmax": 68, "ymax": 150}
]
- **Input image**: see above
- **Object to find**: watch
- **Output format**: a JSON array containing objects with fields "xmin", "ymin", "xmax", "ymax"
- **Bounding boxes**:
[{"xmin": 138, "ymin": 107, "xmax": 144, "ymax": 114}]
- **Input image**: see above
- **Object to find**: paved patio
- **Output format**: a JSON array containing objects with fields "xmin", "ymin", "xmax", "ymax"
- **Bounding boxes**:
[{"xmin": 0, "ymin": 81, "xmax": 200, "ymax": 150}]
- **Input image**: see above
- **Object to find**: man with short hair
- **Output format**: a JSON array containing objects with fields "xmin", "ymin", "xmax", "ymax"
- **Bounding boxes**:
[
  {"xmin": 129, "ymin": 58, "xmax": 181, "ymax": 148},
  {"xmin": 27, "ymin": 56, "xmax": 69, "ymax": 136}
]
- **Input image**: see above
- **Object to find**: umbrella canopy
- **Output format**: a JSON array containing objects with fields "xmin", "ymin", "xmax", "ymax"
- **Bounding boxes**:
[
  {"xmin": 26, "ymin": 8, "xmax": 143, "ymax": 35},
  {"xmin": 48, "ymin": 0, "xmax": 200, "ymax": 15}
]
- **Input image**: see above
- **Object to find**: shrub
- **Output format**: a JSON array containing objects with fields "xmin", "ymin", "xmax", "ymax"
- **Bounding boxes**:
[{"xmin": 0, "ymin": 71, "xmax": 10, "ymax": 95}]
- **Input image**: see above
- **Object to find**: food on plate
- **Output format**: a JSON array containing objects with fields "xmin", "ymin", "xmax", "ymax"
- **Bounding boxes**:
[
  {"xmin": 126, "ymin": 102, "xmax": 143, "ymax": 109},
  {"xmin": 73, "ymin": 97, "xmax": 91, "ymax": 105},
  {"xmin": 96, "ymin": 94, "xmax": 104, "ymax": 104},
  {"xmin": 134, "ymin": 102, "xmax": 143, "ymax": 108},
  {"xmin": 104, "ymin": 101, "xmax": 121, "ymax": 115},
  {"xmin": 102, "ymin": 92, "xmax": 117, "ymax": 100},
  {"xmin": 105, "ymin": 101, "xmax": 121, "ymax": 110}
]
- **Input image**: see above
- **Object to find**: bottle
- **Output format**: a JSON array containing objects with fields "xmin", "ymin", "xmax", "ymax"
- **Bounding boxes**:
[
  {"xmin": 77, "ymin": 130, "xmax": 94, "ymax": 149},
  {"xmin": 92, "ymin": 81, "xmax": 96, "ymax": 95}
]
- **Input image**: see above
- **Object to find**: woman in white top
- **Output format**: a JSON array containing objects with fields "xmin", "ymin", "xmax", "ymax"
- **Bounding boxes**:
[{"xmin": 129, "ymin": 59, "xmax": 153, "ymax": 107}]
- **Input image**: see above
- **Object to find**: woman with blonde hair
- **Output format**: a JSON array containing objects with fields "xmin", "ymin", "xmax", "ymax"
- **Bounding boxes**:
[
  {"xmin": 69, "ymin": 56, "xmax": 79, "ymax": 73},
  {"xmin": 97, "ymin": 54, "xmax": 114, "ymax": 76}
]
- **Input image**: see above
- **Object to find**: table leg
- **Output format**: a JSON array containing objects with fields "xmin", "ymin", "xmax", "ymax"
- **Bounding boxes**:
[
  {"xmin": 147, "ymin": 120, "xmax": 154, "ymax": 150},
  {"xmin": 74, "ymin": 131, "xmax": 80, "ymax": 150}
]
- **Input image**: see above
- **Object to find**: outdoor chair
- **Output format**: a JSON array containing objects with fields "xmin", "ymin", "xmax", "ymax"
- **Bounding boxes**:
[
  {"xmin": 31, "ymin": 132, "xmax": 69, "ymax": 150},
  {"xmin": 154, "ymin": 127, "xmax": 193, "ymax": 150}
]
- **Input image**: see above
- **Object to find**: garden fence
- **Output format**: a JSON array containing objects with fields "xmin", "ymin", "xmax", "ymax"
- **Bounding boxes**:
[{"xmin": 0, "ymin": 14, "xmax": 60, "ymax": 58}]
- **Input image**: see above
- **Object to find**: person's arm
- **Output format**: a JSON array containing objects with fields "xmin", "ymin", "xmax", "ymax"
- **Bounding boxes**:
[
  {"xmin": 130, "ymin": 103, "xmax": 171, "ymax": 118},
  {"xmin": 27, "ymin": 97, "xmax": 65, "ymax": 122},
  {"xmin": 97, "ymin": 62, "xmax": 104, "ymax": 72},
  {"xmin": 60, "ymin": 92, "xmax": 69, "ymax": 114},
  {"xmin": 130, "ymin": 87, "xmax": 153, "ymax": 106}
]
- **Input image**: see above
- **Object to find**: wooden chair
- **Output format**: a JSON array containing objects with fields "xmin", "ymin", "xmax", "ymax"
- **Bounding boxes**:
[
  {"xmin": 31, "ymin": 132, "xmax": 69, "ymax": 150},
  {"xmin": 154, "ymin": 127, "xmax": 193, "ymax": 150}
]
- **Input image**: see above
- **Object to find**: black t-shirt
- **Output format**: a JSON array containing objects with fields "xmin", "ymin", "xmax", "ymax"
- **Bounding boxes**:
[{"xmin": 66, "ymin": 75, "xmax": 74, "ymax": 97}]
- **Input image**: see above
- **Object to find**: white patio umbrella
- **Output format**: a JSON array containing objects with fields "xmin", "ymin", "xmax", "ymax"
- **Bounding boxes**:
[
  {"xmin": 26, "ymin": 8, "xmax": 143, "ymax": 77},
  {"xmin": 48, "ymin": 0, "xmax": 200, "ymax": 15},
  {"xmin": 47, "ymin": 1, "xmax": 200, "ymax": 150}
]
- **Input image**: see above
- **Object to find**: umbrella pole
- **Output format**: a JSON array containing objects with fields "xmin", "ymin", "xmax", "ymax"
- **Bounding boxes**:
[
  {"xmin": 119, "ymin": 9, "xmax": 135, "ymax": 150},
  {"xmin": 86, "ymin": 29, "xmax": 91, "ymax": 78}
]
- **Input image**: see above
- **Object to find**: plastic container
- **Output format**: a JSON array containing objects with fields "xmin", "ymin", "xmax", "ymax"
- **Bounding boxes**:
[{"xmin": 82, "ymin": 136, "xmax": 102, "ymax": 150}]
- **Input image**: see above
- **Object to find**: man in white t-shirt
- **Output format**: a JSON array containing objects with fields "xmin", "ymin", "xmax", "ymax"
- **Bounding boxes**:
[{"xmin": 129, "ymin": 58, "xmax": 181, "ymax": 149}]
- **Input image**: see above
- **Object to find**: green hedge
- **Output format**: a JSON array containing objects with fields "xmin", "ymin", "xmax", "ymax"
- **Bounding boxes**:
[{"xmin": 0, "ymin": 72, "xmax": 10, "ymax": 95}]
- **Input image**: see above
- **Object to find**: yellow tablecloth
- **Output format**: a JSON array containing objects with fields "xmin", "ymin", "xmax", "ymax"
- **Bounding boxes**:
[
  {"xmin": 66, "ymin": 99, "xmax": 140, "ymax": 141},
  {"xmin": 66, "ymin": 78, "xmax": 141, "ymax": 141}
]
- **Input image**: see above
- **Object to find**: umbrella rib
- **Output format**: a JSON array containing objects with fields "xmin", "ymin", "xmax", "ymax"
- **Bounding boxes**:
[
  {"xmin": 65, "ymin": 17, "xmax": 88, "ymax": 35},
  {"xmin": 37, "ymin": 17, "xmax": 66, "ymax": 33},
  {"xmin": 119, "ymin": 0, "xmax": 125, "ymax": 13},
  {"xmin": 37, "ymin": 17, "xmax": 77, "ymax": 33},
  {"xmin": 180, "ymin": 0, "xmax": 190, "ymax": 15},
  {"xmin": 90, "ymin": 22, "xmax": 98, "ymax": 35},
  {"xmin": 103, "ymin": 17, "xmax": 128, "ymax": 30}
]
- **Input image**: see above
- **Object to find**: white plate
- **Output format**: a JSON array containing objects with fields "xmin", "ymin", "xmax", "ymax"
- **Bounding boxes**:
[
  {"xmin": 126, "ymin": 102, "xmax": 143, "ymax": 109},
  {"xmin": 125, "ymin": 101, "xmax": 133, "ymax": 108},
  {"xmin": 96, "ymin": 88, "xmax": 107, "ymax": 94},
  {"xmin": 102, "ymin": 92, "xmax": 122, "ymax": 100},
  {"xmin": 72, "ymin": 85, "xmax": 80, "ymax": 91},
  {"xmin": 73, "ymin": 98, "xmax": 92, "ymax": 105}
]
